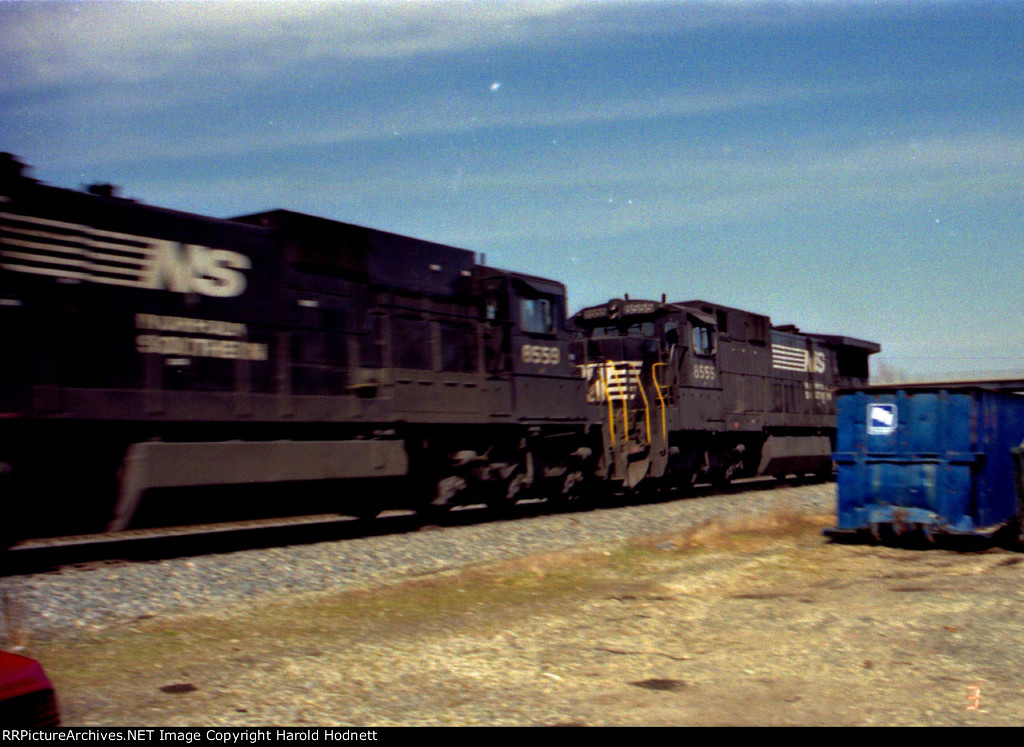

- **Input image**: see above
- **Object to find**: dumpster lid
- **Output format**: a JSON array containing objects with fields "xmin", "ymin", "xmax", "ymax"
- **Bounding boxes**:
[{"xmin": 842, "ymin": 378, "xmax": 1024, "ymax": 395}]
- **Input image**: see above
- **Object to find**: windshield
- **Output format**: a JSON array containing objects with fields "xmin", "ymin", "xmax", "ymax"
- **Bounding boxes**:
[{"xmin": 586, "ymin": 321, "xmax": 655, "ymax": 339}]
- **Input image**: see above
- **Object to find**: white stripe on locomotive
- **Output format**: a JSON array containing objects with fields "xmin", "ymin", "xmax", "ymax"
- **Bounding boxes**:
[{"xmin": 0, "ymin": 211, "xmax": 251, "ymax": 298}]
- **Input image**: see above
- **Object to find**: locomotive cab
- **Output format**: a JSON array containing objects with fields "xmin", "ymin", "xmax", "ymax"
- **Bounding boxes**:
[{"xmin": 572, "ymin": 298, "xmax": 724, "ymax": 487}]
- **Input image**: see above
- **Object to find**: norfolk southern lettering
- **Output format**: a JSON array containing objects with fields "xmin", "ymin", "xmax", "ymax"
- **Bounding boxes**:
[{"xmin": 135, "ymin": 314, "xmax": 269, "ymax": 362}]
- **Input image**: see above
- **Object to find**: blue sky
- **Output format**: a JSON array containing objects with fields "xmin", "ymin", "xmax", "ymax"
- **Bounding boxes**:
[{"xmin": 2, "ymin": 0, "xmax": 1023, "ymax": 379}]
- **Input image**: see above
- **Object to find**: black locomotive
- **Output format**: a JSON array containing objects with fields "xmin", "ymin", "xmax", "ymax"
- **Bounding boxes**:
[
  {"xmin": 0, "ymin": 154, "xmax": 878, "ymax": 538},
  {"xmin": 571, "ymin": 298, "xmax": 879, "ymax": 491}
]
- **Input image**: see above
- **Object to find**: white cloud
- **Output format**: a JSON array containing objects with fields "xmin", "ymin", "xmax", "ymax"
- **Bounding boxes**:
[
  {"xmin": 1, "ymin": 0, "xmax": 896, "ymax": 91},
  {"xmin": 1, "ymin": 1, "xmax": 581, "ymax": 90}
]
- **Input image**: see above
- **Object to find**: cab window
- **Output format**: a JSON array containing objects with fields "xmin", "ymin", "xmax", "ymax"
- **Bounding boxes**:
[
  {"xmin": 519, "ymin": 297, "xmax": 555, "ymax": 335},
  {"xmin": 693, "ymin": 325, "xmax": 715, "ymax": 356}
]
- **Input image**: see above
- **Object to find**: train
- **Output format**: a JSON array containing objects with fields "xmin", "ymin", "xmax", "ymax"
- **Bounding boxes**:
[{"xmin": 0, "ymin": 153, "xmax": 880, "ymax": 540}]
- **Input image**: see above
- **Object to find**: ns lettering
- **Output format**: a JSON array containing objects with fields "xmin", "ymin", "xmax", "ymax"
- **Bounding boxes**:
[{"xmin": 147, "ymin": 242, "xmax": 251, "ymax": 298}]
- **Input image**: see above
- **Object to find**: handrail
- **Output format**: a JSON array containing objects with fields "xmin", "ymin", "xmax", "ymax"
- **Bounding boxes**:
[
  {"xmin": 636, "ymin": 371, "xmax": 652, "ymax": 445},
  {"xmin": 598, "ymin": 364, "xmax": 616, "ymax": 446},
  {"xmin": 620, "ymin": 378, "xmax": 629, "ymax": 443},
  {"xmin": 652, "ymin": 361, "xmax": 668, "ymax": 440}
]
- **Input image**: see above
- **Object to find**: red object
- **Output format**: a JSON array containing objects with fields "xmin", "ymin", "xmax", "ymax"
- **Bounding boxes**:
[{"xmin": 0, "ymin": 651, "xmax": 60, "ymax": 726}]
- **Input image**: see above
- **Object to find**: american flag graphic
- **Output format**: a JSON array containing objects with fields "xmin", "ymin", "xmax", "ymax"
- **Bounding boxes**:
[
  {"xmin": 772, "ymin": 344, "xmax": 810, "ymax": 372},
  {"xmin": 0, "ymin": 211, "xmax": 161, "ymax": 288}
]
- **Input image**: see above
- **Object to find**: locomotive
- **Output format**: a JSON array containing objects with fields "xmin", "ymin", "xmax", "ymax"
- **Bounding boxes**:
[
  {"xmin": 0, "ymin": 154, "xmax": 879, "ymax": 539},
  {"xmin": 571, "ymin": 298, "xmax": 879, "ymax": 491}
]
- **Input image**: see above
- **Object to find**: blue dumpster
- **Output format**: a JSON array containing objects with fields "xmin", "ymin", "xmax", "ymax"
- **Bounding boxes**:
[{"xmin": 829, "ymin": 386, "xmax": 1024, "ymax": 537}]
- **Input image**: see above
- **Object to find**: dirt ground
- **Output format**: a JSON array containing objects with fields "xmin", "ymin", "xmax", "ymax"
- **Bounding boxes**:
[{"xmin": 19, "ymin": 510, "xmax": 1024, "ymax": 726}]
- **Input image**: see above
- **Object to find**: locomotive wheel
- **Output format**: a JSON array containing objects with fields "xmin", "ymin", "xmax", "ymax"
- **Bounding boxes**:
[
  {"xmin": 709, "ymin": 468, "xmax": 731, "ymax": 490},
  {"xmin": 414, "ymin": 474, "xmax": 457, "ymax": 525},
  {"xmin": 486, "ymin": 470, "xmax": 528, "ymax": 516},
  {"xmin": 709, "ymin": 457, "xmax": 745, "ymax": 490},
  {"xmin": 546, "ymin": 470, "xmax": 593, "ymax": 511},
  {"xmin": 485, "ymin": 487, "xmax": 518, "ymax": 516},
  {"xmin": 671, "ymin": 469, "xmax": 699, "ymax": 494}
]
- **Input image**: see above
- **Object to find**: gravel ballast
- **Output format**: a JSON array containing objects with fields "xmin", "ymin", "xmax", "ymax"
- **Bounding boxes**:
[
  {"xmin": 3, "ymin": 483, "xmax": 830, "ymax": 643},
  {"xmin": 8, "ymin": 481, "xmax": 1024, "ymax": 726}
]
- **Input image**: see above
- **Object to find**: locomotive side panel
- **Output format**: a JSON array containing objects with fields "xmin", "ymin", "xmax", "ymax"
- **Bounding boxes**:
[
  {"xmin": 0, "ymin": 181, "xmax": 281, "ymax": 423},
  {"xmin": 767, "ymin": 328, "xmax": 836, "ymax": 429},
  {"xmin": 1, "ymin": 165, "xmax": 288, "ymax": 534},
  {"xmin": 681, "ymin": 300, "xmax": 772, "ymax": 432}
]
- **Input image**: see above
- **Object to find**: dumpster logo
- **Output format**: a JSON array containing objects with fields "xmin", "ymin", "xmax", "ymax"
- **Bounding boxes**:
[{"xmin": 867, "ymin": 403, "xmax": 898, "ymax": 435}]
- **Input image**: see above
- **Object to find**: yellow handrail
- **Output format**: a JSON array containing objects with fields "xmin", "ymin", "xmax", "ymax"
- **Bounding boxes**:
[
  {"xmin": 619, "ymin": 369, "xmax": 629, "ymax": 441},
  {"xmin": 636, "ymin": 371, "xmax": 652, "ymax": 445},
  {"xmin": 598, "ymin": 364, "xmax": 616, "ymax": 446},
  {"xmin": 652, "ymin": 362, "xmax": 668, "ymax": 440}
]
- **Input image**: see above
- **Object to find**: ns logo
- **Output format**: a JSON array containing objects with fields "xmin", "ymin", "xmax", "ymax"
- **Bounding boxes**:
[
  {"xmin": 0, "ymin": 212, "xmax": 252, "ymax": 299},
  {"xmin": 147, "ymin": 241, "xmax": 251, "ymax": 298}
]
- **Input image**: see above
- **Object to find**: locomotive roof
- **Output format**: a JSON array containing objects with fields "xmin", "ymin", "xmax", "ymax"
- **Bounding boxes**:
[
  {"xmin": 841, "ymin": 379, "xmax": 1024, "ymax": 393},
  {"xmin": 573, "ymin": 296, "xmax": 881, "ymax": 354},
  {"xmin": 232, "ymin": 209, "xmax": 475, "ymax": 260},
  {"xmin": 1, "ymin": 153, "xmax": 269, "ymax": 239},
  {"xmin": 573, "ymin": 298, "xmax": 715, "ymax": 326},
  {"xmin": 2, "ymin": 154, "xmax": 479, "ymax": 268},
  {"xmin": 801, "ymin": 333, "xmax": 881, "ymax": 353},
  {"xmin": 233, "ymin": 209, "xmax": 477, "ymax": 296},
  {"xmin": 1, "ymin": 155, "xmax": 485, "ymax": 299},
  {"xmin": 683, "ymin": 298, "xmax": 880, "ymax": 352}
]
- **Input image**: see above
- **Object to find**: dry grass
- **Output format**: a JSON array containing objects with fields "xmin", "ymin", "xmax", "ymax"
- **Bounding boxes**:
[
  {"xmin": 19, "ymin": 502, "xmax": 911, "ymax": 725},
  {"xmin": 5, "ymin": 505, "xmax": 834, "ymax": 651},
  {"xmin": 630, "ymin": 506, "xmax": 834, "ymax": 555},
  {"xmin": 18, "ymin": 500, "xmax": 1024, "ymax": 726},
  {"xmin": 12, "ymin": 506, "xmax": 835, "ymax": 694}
]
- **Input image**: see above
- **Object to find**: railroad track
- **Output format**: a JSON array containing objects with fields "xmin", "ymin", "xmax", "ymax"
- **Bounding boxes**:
[
  {"xmin": 1, "ymin": 475, "xmax": 808, "ymax": 576},
  {"xmin": 1, "ymin": 512, "xmax": 417, "ymax": 577}
]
